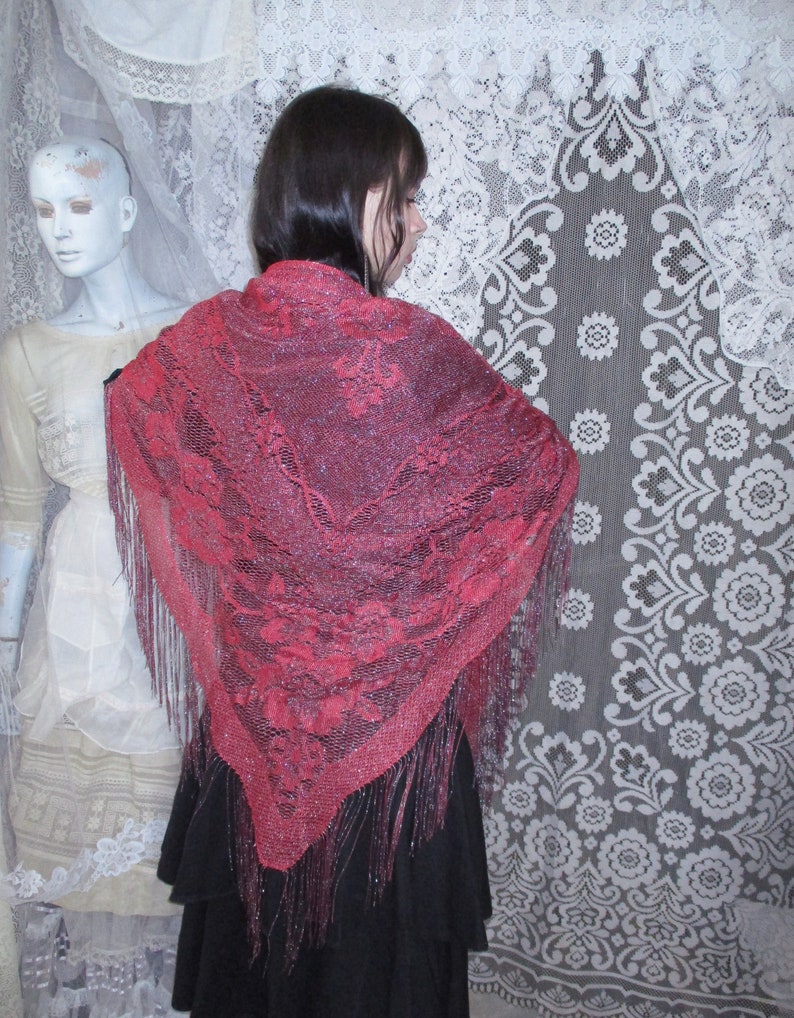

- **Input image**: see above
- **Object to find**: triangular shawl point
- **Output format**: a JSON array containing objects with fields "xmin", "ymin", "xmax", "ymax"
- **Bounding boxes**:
[{"xmin": 106, "ymin": 261, "xmax": 579, "ymax": 883}]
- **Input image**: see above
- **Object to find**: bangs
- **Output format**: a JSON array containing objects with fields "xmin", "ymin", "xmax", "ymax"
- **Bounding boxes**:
[{"xmin": 400, "ymin": 121, "xmax": 428, "ymax": 193}]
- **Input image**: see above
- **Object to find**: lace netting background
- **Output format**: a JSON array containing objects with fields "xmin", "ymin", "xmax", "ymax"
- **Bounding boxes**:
[{"xmin": 1, "ymin": 1, "xmax": 793, "ymax": 1016}]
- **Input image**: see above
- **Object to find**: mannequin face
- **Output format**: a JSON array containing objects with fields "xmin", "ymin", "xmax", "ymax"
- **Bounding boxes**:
[
  {"xmin": 28, "ymin": 141, "xmax": 136, "ymax": 280},
  {"xmin": 362, "ymin": 184, "xmax": 427, "ymax": 286}
]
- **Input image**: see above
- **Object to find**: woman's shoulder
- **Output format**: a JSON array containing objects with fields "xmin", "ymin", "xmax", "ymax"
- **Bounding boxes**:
[
  {"xmin": 376, "ymin": 291, "xmax": 465, "ymax": 341},
  {"xmin": 385, "ymin": 295, "xmax": 497, "ymax": 378},
  {"xmin": 116, "ymin": 289, "xmax": 238, "ymax": 381}
]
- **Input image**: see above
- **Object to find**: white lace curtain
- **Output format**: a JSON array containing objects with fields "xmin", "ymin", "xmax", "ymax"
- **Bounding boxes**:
[
  {"xmin": 2, "ymin": 2, "xmax": 793, "ymax": 1017},
  {"xmin": 5, "ymin": 0, "xmax": 792, "ymax": 383}
]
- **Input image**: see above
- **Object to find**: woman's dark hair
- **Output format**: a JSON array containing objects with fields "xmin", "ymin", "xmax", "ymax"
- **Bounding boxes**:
[{"xmin": 251, "ymin": 86, "xmax": 427, "ymax": 296}]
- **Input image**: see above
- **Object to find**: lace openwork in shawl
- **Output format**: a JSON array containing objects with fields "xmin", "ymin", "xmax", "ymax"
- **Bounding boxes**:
[{"xmin": 106, "ymin": 261, "xmax": 579, "ymax": 961}]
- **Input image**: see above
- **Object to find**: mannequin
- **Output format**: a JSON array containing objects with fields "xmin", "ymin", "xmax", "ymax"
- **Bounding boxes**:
[
  {"xmin": 0, "ymin": 138, "xmax": 187, "ymax": 1014},
  {"xmin": 1, "ymin": 139, "xmax": 186, "ymax": 670}
]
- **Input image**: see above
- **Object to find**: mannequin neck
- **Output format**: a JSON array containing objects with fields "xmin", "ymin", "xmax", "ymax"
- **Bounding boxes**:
[{"xmin": 49, "ymin": 248, "xmax": 185, "ymax": 335}]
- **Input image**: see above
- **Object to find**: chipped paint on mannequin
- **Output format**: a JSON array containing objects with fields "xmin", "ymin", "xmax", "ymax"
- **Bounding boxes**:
[{"xmin": 28, "ymin": 138, "xmax": 184, "ymax": 335}]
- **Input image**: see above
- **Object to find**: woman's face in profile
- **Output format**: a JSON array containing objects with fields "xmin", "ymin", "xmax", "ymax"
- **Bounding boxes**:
[
  {"xmin": 29, "ymin": 147, "xmax": 133, "ymax": 281},
  {"xmin": 362, "ymin": 185, "xmax": 427, "ymax": 286}
]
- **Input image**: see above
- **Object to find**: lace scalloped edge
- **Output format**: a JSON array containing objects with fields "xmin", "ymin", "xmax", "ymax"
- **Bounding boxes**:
[{"xmin": 0, "ymin": 818, "xmax": 167, "ymax": 904}]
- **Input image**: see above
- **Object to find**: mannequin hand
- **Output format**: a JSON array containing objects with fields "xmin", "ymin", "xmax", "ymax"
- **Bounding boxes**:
[{"xmin": 0, "ymin": 638, "xmax": 21, "ymax": 735}]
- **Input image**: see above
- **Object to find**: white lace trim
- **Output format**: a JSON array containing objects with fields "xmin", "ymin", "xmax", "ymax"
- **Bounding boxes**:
[
  {"xmin": 43, "ymin": 0, "xmax": 794, "ymax": 386},
  {"xmin": 0, "ymin": 818, "xmax": 167, "ymax": 903},
  {"xmin": 52, "ymin": 1, "xmax": 794, "ymax": 113},
  {"xmin": 55, "ymin": 0, "xmax": 260, "ymax": 101}
]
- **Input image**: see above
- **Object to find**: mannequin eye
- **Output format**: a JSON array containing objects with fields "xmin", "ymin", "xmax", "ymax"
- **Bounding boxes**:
[
  {"xmin": 70, "ymin": 199, "xmax": 93, "ymax": 215},
  {"xmin": 33, "ymin": 202, "xmax": 54, "ymax": 219}
]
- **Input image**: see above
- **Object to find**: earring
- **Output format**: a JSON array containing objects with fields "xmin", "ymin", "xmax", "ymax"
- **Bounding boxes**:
[{"xmin": 363, "ymin": 254, "xmax": 370, "ymax": 293}]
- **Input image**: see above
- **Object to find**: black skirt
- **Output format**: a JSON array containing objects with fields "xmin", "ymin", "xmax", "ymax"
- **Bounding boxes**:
[{"xmin": 158, "ymin": 727, "xmax": 492, "ymax": 1018}]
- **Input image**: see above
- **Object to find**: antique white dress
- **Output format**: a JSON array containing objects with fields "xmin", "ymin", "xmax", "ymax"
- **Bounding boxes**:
[{"xmin": 0, "ymin": 319, "xmax": 183, "ymax": 1014}]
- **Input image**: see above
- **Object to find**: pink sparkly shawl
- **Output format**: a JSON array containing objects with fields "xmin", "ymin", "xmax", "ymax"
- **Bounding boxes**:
[{"xmin": 106, "ymin": 260, "xmax": 578, "ymax": 948}]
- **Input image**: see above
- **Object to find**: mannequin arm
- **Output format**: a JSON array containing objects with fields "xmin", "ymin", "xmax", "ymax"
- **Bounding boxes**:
[
  {"xmin": 0, "ymin": 537, "xmax": 34, "ymax": 731},
  {"xmin": 0, "ymin": 536, "xmax": 36, "ymax": 639},
  {"xmin": 0, "ymin": 537, "xmax": 36, "ymax": 677}
]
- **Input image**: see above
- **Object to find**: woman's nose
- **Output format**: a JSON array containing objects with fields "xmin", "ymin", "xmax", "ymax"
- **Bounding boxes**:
[{"xmin": 412, "ymin": 207, "xmax": 427, "ymax": 235}]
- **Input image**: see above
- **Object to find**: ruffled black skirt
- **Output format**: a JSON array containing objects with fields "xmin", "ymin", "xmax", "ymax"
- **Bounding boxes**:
[{"xmin": 158, "ymin": 727, "xmax": 491, "ymax": 1018}]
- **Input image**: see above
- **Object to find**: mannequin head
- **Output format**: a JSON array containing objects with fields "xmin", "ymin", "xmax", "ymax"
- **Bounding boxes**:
[{"xmin": 29, "ymin": 138, "xmax": 137, "ymax": 280}]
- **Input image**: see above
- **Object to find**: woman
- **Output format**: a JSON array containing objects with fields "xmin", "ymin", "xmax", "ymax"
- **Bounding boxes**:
[{"xmin": 106, "ymin": 86, "xmax": 579, "ymax": 1017}]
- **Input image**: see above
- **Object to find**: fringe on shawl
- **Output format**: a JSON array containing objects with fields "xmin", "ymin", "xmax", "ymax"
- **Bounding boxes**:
[
  {"xmin": 226, "ymin": 497, "xmax": 574, "ymax": 970},
  {"xmin": 463, "ymin": 496, "xmax": 576, "ymax": 803},
  {"xmin": 107, "ymin": 382, "xmax": 577, "ymax": 971},
  {"xmin": 106, "ymin": 407, "xmax": 203, "ymax": 759},
  {"xmin": 230, "ymin": 690, "xmax": 463, "ymax": 967}
]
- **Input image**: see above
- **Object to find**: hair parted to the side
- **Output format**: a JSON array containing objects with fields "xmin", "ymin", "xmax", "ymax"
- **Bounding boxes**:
[{"xmin": 251, "ymin": 85, "xmax": 427, "ymax": 296}]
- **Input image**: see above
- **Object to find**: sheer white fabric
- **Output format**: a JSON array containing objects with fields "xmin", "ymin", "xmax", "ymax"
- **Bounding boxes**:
[
  {"xmin": 0, "ymin": 312, "xmax": 184, "ymax": 1014},
  {"xmin": 1, "ymin": 322, "xmax": 182, "ymax": 752},
  {"xmin": 58, "ymin": 0, "xmax": 259, "ymax": 99},
  {"xmin": 46, "ymin": 0, "xmax": 794, "ymax": 385},
  {"xmin": 1, "ymin": 1, "xmax": 793, "ymax": 1016}
]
